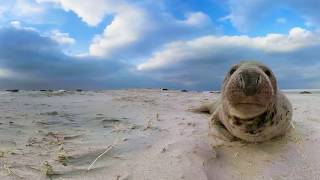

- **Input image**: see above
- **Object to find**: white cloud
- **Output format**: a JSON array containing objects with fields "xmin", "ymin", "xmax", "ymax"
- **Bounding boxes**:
[
  {"xmin": 89, "ymin": 5, "xmax": 147, "ymax": 57},
  {"xmin": 9, "ymin": 20, "xmax": 37, "ymax": 31},
  {"xmin": 138, "ymin": 27, "xmax": 320, "ymax": 71},
  {"xmin": 36, "ymin": 0, "xmax": 121, "ymax": 26},
  {"xmin": 8, "ymin": 21, "xmax": 74, "ymax": 46},
  {"xmin": 184, "ymin": 12, "xmax": 211, "ymax": 27},
  {"xmin": 10, "ymin": 20, "xmax": 21, "ymax": 28},
  {"xmin": 0, "ymin": 68, "xmax": 14, "ymax": 78},
  {"xmin": 276, "ymin": 17, "xmax": 287, "ymax": 24},
  {"xmin": 48, "ymin": 30, "xmax": 75, "ymax": 45},
  {"xmin": 0, "ymin": 0, "xmax": 47, "ymax": 24},
  {"xmin": 13, "ymin": 0, "xmax": 45, "ymax": 17},
  {"xmin": 36, "ymin": 0, "xmax": 214, "ymax": 58},
  {"xmin": 89, "ymin": 9, "xmax": 214, "ymax": 57}
]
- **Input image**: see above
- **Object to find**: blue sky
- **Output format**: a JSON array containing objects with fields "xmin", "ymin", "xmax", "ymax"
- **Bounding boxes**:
[{"xmin": 1, "ymin": 0, "xmax": 320, "ymax": 90}]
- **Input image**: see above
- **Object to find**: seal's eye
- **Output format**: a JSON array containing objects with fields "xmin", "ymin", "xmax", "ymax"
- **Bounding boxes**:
[
  {"xmin": 229, "ymin": 67, "xmax": 237, "ymax": 75},
  {"xmin": 264, "ymin": 69, "xmax": 271, "ymax": 77}
]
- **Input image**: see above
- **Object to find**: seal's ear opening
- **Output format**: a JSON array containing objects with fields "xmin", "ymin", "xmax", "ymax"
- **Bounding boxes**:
[
  {"xmin": 229, "ymin": 65, "xmax": 239, "ymax": 75},
  {"xmin": 264, "ymin": 69, "xmax": 271, "ymax": 77},
  {"xmin": 229, "ymin": 67, "xmax": 237, "ymax": 75}
]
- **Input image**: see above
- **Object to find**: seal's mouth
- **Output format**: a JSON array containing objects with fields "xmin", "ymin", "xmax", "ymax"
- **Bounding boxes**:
[
  {"xmin": 233, "ymin": 110, "xmax": 268, "ymax": 121},
  {"xmin": 230, "ymin": 103, "xmax": 267, "ymax": 119},
  {"xmin": 235, "ymin": 103, "xmax": 264, "ymax": 106}
]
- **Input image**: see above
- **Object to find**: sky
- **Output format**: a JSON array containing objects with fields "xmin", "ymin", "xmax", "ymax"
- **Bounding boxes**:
[{"xmin": 0, "ymin": 0, "xmax": 320, "ymax": 90}]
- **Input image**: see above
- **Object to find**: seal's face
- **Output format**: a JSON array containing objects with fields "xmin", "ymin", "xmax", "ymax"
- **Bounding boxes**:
[{"xmin": 222, "ymin": 62, "xmax": 277, "ymax": 119}]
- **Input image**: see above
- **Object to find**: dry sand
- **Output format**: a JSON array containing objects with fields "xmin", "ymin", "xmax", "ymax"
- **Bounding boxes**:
[{"xmin": 0, "ymin": 89, "xmax": 320, "ymax": 180}]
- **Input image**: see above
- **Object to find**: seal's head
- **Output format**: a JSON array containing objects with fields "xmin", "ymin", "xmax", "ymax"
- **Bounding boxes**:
[{"xmin": 222, "ymin": 61, "xmax": 277, "ymax": 119}]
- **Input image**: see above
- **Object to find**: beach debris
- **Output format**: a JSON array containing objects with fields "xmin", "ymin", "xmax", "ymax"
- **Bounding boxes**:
[
  {"xmin": 87, "ymin": 139, "xmax": 120, "ymax": 171},
  {"xmin": 209, "ymin": 91, "xmax": 220, "ymax": 94},
  {"xmin": 76, "ymin": 89, "xmax": 83, "ymax": 92},
  {"xmin": 58, "ymin": 89, "xmax": 68, "ymax": 93},
  {"xmin": 58, "ymin": 154, "xmax": 68, "ymax": 166},
  {"xmin": 42, "ymin": 161, "xmax": 55, "ymax": 178},
  {"xmin": 116, "ymin": 173, "xmax": 130, "ymax": 180},
  {"xmin": 156, "ymin": 113, "xmax": 160, "ymax": 121},
  {"xmin": 143, "ymin": 119, "xmax": 152, "ymax": 130},
  {"xmin": 299, "ymin": 91, "xmax": 312, "ymax": 94},
  {"xmin": 181, "ymin": 89, "xmax": 188, "ymax": 92},
  {"xmin": 3, "ymin": 164, "xmax": 22, "ymax": 179},
  {"xmin": 161, "ymin": 88, "xmax": 169, "ymax": 91},
  {"xmin": 5, "ymin": 89, "xmax": 19, "ymax": 92},
  {"xmin": 63, "ymin": 134, "xmax": 84, "ymax": 140},
  {"xmin": 161, "ymin": 146, "xmax": 168, "ymax": 153},
  {"xmin": 39, "ymin": 89, "xmax": 53, "ymax": 92},
  {"xmin": 56, "ymin": 144, "xmax": 72, "ymax": 166},
  {"xmin": 291, "ymin": 121, "xmax": 296, "ymax": 129},
  {"xmin": 234, "ymin": 152, "xmax": 239, "ymax": 158},
  {"xmin": 41, "ymin": 111, "xmax": 59, "ymax": 116},
  {"xmin": 187, "ymin": 122, "xmax": 196, "ymax": 127},
  {"xmin": 46, "ymin": 132, "xmax": 65, "ymax": 145},
  {"xmin": 101, "ymin": 118, "xmax": 121, "ymax": 128},
  {"xmin": 0, "ymin": 151, "xmax": 4, "ymax": 157}
]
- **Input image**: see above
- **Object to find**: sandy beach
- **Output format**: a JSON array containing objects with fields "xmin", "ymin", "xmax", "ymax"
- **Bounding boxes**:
[{"xmin": 0, "ymin": 89, "xmax": 320, "ymax": 180}]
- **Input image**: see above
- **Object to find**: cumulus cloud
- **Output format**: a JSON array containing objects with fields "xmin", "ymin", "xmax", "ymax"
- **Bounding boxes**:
[
  {"xmin": 138, "ymin": 27, "xmax": 320, "ymax": 71},
  {"xmin": 89, "ymin": 10, "xmax": 214, "ymax": 58},
  {"xmin": 225, "ymin": 0, "xmax": 320, "ymax": 31},
  {"xmin": 138, "ymin": 27, "xmax": 320, "ymax": 89},
  {"xmin": 0, "ymin": 26, "xmax": 162, "ymax": 89},
  {"xmin": 8, "ymin": 21, "xmax": 75, "ymax": 46},
  {"xmin": 48, "ymin": 30, "xmax": 75, "ymax": 45},
  {"xmin": 36, "ymin": 0, "xmax": 122, "ymax": 26},
  {"xmin": 1, "ymin": 24, "xmax": 320, "ymax": 90},
  {"xmin": 37, "ymin": 0, "xmax": 215, "ymax": 58},
  {"xmin": 0, "ymin": 0, "xmax": 46, "ymax": 24},
  {"xmin": 2, "ymin": 0, "xmax": 320, "ymax": 90},
  {"xmin": 13, "ymin": 0, "xmax": 45, "ymax": 17},
  {"xmin": 10, "ymin": 20, "xmax": 21, "ymax": 28}
]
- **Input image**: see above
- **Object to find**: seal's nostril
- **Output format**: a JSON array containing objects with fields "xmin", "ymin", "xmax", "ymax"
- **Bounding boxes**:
[
  {"xmin": 256, "ymin": 75, "xmax": 261, "ymax": 85},
  {"xmin": 239, "ymin": 74, "xmax": 245, "ymax": 89},
  {"xmin": 239, "ymin": 71, "xmax": 260, "ymax": 96}
]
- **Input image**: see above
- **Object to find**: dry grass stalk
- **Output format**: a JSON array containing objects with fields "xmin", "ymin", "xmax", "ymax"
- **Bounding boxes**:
[
  {"xmin": 87, "ymin": 139, "xmax": 120, "ymax": 171},
  {"xmin": 4, "ymin": 164, "xmax": 22, "ymax": 179},
  {"xmin": 42, "ymin": 161, "xmax": 54, "ymax": 178},
  {"xmin": 143, "ymin": 119, "xmax": 152, "ymax": 130}
]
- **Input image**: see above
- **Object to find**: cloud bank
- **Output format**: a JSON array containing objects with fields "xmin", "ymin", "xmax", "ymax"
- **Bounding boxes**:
[
  {"xmin": 0, "ymin": 27, "xmax": 148, "ymax": 89},
  {"xmin": 138, "ymin": 27, "xmax": 320, "ymax": 89},
  {"xmin": 1, "ymin": 0, "xmax": 320, "ymax": 90}
]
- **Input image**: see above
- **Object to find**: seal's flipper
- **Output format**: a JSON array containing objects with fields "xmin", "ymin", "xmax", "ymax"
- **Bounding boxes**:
[
  {"xmin": 209, "ymin": 113, "xmax": 236, "ymax": 142},
  {"xmin": 189, "ymin": 98, "xmax": 221, "ymax": 114},
  {"xmin": 189, "ymin": 103, "xmax": 212, "ymax": 114}
]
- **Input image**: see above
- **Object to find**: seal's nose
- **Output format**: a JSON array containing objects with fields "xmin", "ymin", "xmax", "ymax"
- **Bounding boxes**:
[{"xmin": 239, "ymin": 71, "xmax": 261, "ymax": 96}]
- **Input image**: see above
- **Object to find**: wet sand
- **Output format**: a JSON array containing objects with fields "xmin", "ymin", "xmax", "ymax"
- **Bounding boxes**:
[{"xmin": 0, "ymin": 89, "xmax": 320, "ymax": 180}]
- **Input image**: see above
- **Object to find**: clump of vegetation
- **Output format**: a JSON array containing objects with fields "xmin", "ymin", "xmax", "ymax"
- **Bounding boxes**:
[
  {"xmin": 42, "ymin": 161, "xmax": 55, "ymax": 179},
  {"xmin": 56, "ymin": 144, "xmax": 72, "ymax": 166},
  {"xmin": 57, "ymin": 153, "xmax": 69, "ymax": 166}
]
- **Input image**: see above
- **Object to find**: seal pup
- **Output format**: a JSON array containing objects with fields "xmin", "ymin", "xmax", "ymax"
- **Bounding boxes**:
[{"xmin": 196, "ymin": 61, "xmax": 292, "ymax": 143}]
